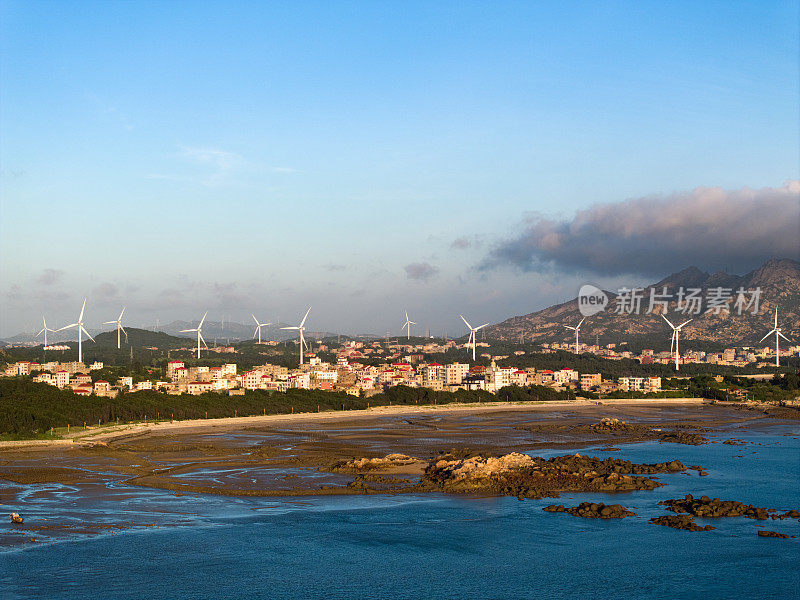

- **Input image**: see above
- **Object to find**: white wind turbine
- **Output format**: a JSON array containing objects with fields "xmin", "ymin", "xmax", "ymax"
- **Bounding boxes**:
[
  {"xmin": 181, "ymin": 311, "xmax": 208, "ymax": 359},
  {"xmin": 35, "ymin": 316, "xmax": 56, "ymax": 349},
  {"xmin": 57, "ymin": 298, "xmax": 95, "ymax": 364},
  {"xmin": 759, "ymin": 308, "xmax": 790, "ymax": 367},
  {"xmin": 460, "ymin": 314, "xmax": 489, "ymax": 362},
  {"xmin": 103, "ymin": 307, "xmax": 128, "ymax": 349},
  {"xmin": 401, "ymin": 311, "xmax": 417, "ymax": 340},
  {"xmin": 252, "ymin": 314, "xmax": 271, "ymax": 344},
  {"xmin": 282, "ymin": 306, "xmax": 311, "ymax": 364},
  {"xmin": 564, "ymin": 317, "xmax": 586, "ymax": 355},
  {"xmin": 662, "ymin": 314, "xmax": 692, "ymax": 371}
]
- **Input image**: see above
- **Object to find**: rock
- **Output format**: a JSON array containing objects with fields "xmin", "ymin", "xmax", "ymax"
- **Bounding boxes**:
[
  {"xmin": 723, "ymin": 438, "xmax": 747, "ymax": 446},
  {"xmin": 650, "ymin": 515, "xmax": 715, "ymax": 531},
  {"xmin": 758, "ymin": 530, "xmax": 790, "ymax": 538},
  {"xmin": 659, "ymin": 495, "xmax": 781, "ymax": 520},
  {"xmin": 771, "ymin": 509, "xmax": 800, "ymax": 520},
  {"xmin": 332, "ymin": 453, "xmax": 421, "ymax": 472},
  {"xmin": 698, "ymin": 470, "xmax": 709, "ymax": 476},
  {"xmin": 421, "ymin": 453, "xmax": 687, "ymax": 498},
  {"xmin": 659, "ymin": 432, "xmax": 709, "ymax": 445},
  {"xmin": 543, "ymin": 502, "xmax": 635, "ymax": 519}
]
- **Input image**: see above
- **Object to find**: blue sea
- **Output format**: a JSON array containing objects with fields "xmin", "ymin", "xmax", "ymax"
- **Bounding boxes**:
[{"xmin": 2, "ymin": 420, "xmax": 799, "ymax": 599}]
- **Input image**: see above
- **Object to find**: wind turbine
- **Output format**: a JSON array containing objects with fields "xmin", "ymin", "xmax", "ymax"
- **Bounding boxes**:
[
  {"xmin": 180, "ymin": 311, "xmax": 208, "ymax": 359},
  {"xmin": 564, "ymin": 317, "xmax": 586, "ymax": 355},
  {"xmin": 460, "ymin": 314, "xmax": 489, "ymax": 361},
  {"xmin": 759, "ymin": 308, "xmax": 790, "ymax": 367},
  {"xmin": 662, "ymin": 314, "xmax": 692, "ymax": 370},
  {"xmin": 401, "ymin": 311, "xmax": 417, "ymax": 340},
  {"xmin": 282, "ymin": 306, "xmax": 311, "ymax": 364},
  {"xmin": 35, "ymin": 316, "xmax": 56, "ymax": 349},
  {"xmin": 57, "ymin": 298, "xmax": 95, "ymax": 364},
  {"xmin": 103, "ymin": 307, "xmax": 128, "ymax": 349},
  {"xmin": 252, "ymin": 314, "xmax": 271, "ymax": 344}
]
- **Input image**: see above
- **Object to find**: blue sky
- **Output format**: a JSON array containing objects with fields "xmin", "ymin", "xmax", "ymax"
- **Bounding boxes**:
[{"xmin": 1, "ymin": 1, "xmax": 798, "ymax": 337}]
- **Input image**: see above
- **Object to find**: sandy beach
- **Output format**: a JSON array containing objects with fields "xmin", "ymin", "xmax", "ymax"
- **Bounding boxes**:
[{"xmin": 0, "ymin": 397, "xmax": 710, "ymax": 449}]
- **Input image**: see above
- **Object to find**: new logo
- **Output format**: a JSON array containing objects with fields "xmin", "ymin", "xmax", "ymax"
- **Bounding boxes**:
[{"xmin": 578, "ymin": 284, "xmax": 608, "ymax": 317}]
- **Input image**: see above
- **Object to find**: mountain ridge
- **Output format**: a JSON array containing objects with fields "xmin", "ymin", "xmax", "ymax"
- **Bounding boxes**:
[{"xmin": 485, "ymin": 258, "xmax": 800, "ymax": 347}]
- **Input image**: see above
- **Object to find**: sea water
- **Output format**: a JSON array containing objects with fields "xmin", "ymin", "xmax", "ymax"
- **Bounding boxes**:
[{"xmin": 1, "ymin": 420, "xmax": 798, "ymax": 599}]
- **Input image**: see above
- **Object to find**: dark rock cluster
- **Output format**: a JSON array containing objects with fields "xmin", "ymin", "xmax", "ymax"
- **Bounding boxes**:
[
  {"xmin": 650, "ymin": 515, "xmax": 715, "ymax": 531},
  {"xmin": 543, "ymin": 502, "xmax": 635, "ymax": 519},
  {"xmin": 758, "ymin": 530, "xmax": 794, "ymax": 538},
  {"xmin": 659, "ymin": 432, "xmax": 709, "ymax": 445},
  {"xmin": 660, "ymin": 494, "xmax": 770, "ymax": 520}
]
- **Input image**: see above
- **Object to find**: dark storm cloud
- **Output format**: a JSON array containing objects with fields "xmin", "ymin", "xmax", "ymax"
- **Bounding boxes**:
[
  {"xmin": 482, "ymin": 181, "xmax": 800, "ymax": 276},
  {"xmin": 404, "ymin": 262, "xmax": 439, "ymax": 282}
]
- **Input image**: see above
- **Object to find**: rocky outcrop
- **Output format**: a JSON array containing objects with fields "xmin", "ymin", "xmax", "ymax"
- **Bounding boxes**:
[
  {"xmin": 659, "ymin": 432, "xmax": 709, "ymax": 445},
  {"xmin": 590, "ymin": 418, "xmax": 636, "ymax": 433},
  {"xmin": 420, "ymin": 453, "xmax": 686, "ymax": 498},
  {"xmin": 757, "ymin": 530, "xmax": 794, "ymax": 538},
  {"xmin": 543, "ymin": 502, "xmax": 635, "ymax": 519},
  {"xmin": 650, "ymin": 515, "xmax": 715, "ymax": 531},
  {"xmin": 660, "ymin": 494, "xmax": 771, "ymax": 519},
  {"xmin": 771, "ymin": 509, "xmax": 800, "ymax": 520},
  {"xmin": 331, "ymin": 454, "xmax": 421, "ymax": 472}
]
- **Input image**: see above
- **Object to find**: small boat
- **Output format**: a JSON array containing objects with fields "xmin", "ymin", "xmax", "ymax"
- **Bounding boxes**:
[{"xmin": 10, "ymin": 513, "xmax": 23, "ymax": 524}]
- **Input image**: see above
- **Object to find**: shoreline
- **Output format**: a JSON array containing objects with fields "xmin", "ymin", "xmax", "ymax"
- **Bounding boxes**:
[{"xmin": 0, "ymin": 397, "xmax": 709, "ymax": 449}]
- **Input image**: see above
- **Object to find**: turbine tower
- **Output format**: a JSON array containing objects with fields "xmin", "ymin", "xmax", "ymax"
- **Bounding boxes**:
[
  {"xmin": 564, "ymin": 317, "xmax": 586, "ymax": 355},
  {"xmin": 759, "ymin": 308, "xmax": 790, "ymax": 367},
  {"xmin": 460, "ymin": 314, "xmax": 489, "ymax": 362},
  {"xmin": 35, "ymin": 316, "xmax": 55, "ymax": 348},
  {"xmin": 662, "ymin": 314, "xmax": 692, "ymax": 371},
  {"xmin": 103, "ymin": 307, "xmax": 128, "ymax": 349},
  {"xmin": 252, "ymin": 314, "xmax": 271, "ymax": 344},
  {"xmin": 401, "ymin": 311, "xmax": 417, "ymax": 340},
  {"xmin": 57, "ymin": 298, "xmax": 95, "ymax": 364},
  {"xmin": 282, "ymin": 306, "xmax": 311, "ymax": 364},
  {"xmin": 180, "ymin": 311, "xmax": 208, "ymax": 359}
]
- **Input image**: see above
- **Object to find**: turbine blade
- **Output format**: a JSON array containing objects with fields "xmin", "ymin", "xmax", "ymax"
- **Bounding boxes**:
[
  {"xmin": 677, "ymin": 319, "xmax": 693, "ymax": 329},
  {"xmin": 670, "ymin": 330, "xmax": 675, "ymax": 353},
  {"xmin": 281, "ymin": 326, "xmax": 300, "ymax": 330},
  {"xmin": 577, "ymin": 317, "xmax": 586, "ymax": 329},
  {"xmin": 103, "ymin": 320, "xmax": 117, "ymax": 325},
  {"xmin": 300, "ymin": 306, "xmax": 311, "ymax": 327},
  {"xmin": 758, "ymin": 330, "xmax": 775, "ymax": 343},
  {"xmin": 564, "ymin": 326, "xmax": 575, "ymax": 331},
  {"xmin": 253, "ymin": 326, "xmax": 259, "ymax": 339},
  {"xmin": 661, "ymin": 314, "xmax": 675, "ymax": 329},
  {"xmin": 119, "ymin": 307, "xmax": 126, "ymax": 320},
  {"xmin": 409, "ymin": 321, "xmax": 416, "ymax": 325},
  {"xmin": 476, "ymin": 323, "xmax": 489, "ymax": 330},
  {"xmin": 199, "ymin": 311, "xmax": 208, "ymax": 328},
  {"xmin": 778, "ymin": 331, "xmax": 790, "ymax": 342},
  {"xmin": 57, "ymin": 323, "xmax": 78, "ymax": 331},
  {"xmin": 81, "ymin": 326, "xmax": 95, "ymax": 342},
  {"xmin": 199, "ymin": 332, "xmax": 208, "ymax": 349},
  {"xmin": 460, "ymin": 314, "xmax": 472, "ymax": 329},
  {"xmin": 179, "ymin": 328, "xmax": 197, "ymax": 333},
  {"xmin": 253, "ymin": 314, "xmax": 259, "ymax": 325},
  {"xmin": 79, "ymin": 298, "xmax": 86, "ymax": 322}
]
